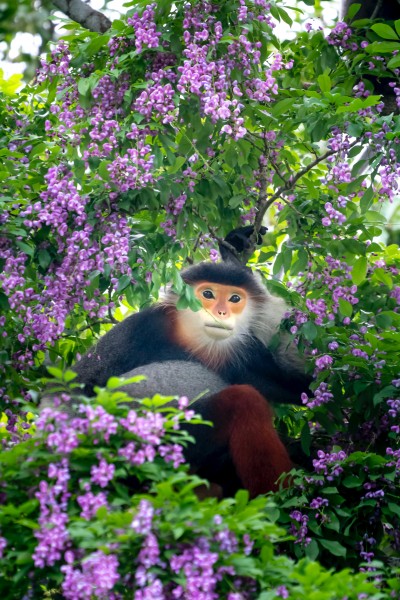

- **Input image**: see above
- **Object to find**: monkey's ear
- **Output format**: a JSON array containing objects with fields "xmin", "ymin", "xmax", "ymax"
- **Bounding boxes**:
[{"xmin": 219, "ymin": 226, "xmax": 267, "ymax": 263}]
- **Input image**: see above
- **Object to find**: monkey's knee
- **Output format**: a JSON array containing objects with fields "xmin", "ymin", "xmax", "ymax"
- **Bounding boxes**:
[
  {"xmin": 211, "ymin": 385, "xmax": 292, "ymax": 496},
  {"xmin": 210, "ymin": 384, "xmax": 274, "ymax": 426}
]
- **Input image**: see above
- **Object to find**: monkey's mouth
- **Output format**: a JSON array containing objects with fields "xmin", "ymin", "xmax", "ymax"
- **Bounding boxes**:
[
  {"xmin": 204, "ymin": 323, "xmax": 234, "ymax": 340},
  {"xmin": 204, "ymin": 323, "xmax": 233, "ymax": 331}
]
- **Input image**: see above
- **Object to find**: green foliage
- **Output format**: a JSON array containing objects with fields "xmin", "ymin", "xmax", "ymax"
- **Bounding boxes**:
[
  {"xmin": 0, "ymin": 0, "xmax": 399, "ymax": 595},
  {"xmin": 0, "ymin": 380, "xmax": 396, "ymax": 599}
]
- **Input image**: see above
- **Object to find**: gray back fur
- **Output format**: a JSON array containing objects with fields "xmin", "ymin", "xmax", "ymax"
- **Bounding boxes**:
[
  {"xmin": 119, "ymin": 360, "xmax": 227, "ymax": 399},
  {"xmin": 40, "ymin": 360, "xmax": 227, "ymax": 411}
]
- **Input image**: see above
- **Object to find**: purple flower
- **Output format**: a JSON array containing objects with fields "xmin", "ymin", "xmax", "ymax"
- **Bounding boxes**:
[
  {"xmin": 315, "ymin": 354, "xmax": 333, "ymax": 371},
  {"xmin": 61, "ymin": 551, "xmax": 119, "ymax": 599},
  {"xmin": 77, "ymin": 489, "xmax": 108, "ymax": 520},
  {"xmin": 32, "ymin": 459, "xmax": 70, "ymax": 567},
  {"xmin": 132, "ymin": 499, "xmax": 155, "ymax": 535},
  {"xmin": 90, "ymin": 458, "xmax": 115, "ymax": 488},
  {"xmin": 0, "ymin": 536, "xmax": 7, "ymax": 559}
]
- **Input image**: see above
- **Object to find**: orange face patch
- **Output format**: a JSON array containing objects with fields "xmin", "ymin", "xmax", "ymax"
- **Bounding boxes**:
[{"xmin": 194, "ymin": 282, "xmax": 248, "ymax": 319}]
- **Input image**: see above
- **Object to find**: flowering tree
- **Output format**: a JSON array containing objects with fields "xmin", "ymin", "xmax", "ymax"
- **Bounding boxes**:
[{"xmin": 0, "ymin": 0, "xmax": 399, "ymax": 597}]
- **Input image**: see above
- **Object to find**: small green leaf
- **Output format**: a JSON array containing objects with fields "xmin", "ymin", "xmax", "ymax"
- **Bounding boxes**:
[
  {"xmin": 38, "ymin": 248, "xmax": 51, "ymax": 270},
  {"xmin": 351, "ymin": 256, "xmax": 367, "ymax": 285},
  {"xmin": 338, "ymin": 298, "xmax": 352, "ymax": 317},
  {"xmin": 387, "ymin": 54, "xmax": 400, "ymax": 69},
  {"xmin": 301, "ymin": 321, "xmax": 318, "ymax": 342},
  {"xmin": 318, "ymin": 73, "xmax": 331, "ymax": 93},
  {"xmin": 78, "ymin": 78, "xmax": 91, "ymax": 96},
  {"xmin": 364, "ymin": 41, "xmax": 400, "ymax": 54},
  {"xmin": 371, "ymin": 24, "xmax": 399, "ymax": 40},
  {"xmin": 360, "ymin": 187, "xmax": 374, "ymax": 213},
  {"xmin": 345, "ymin": 2, "xmax": 361, "ymax": 19},
  {"xmin": 168, "ymin": 156, "xmax": 186, "ymax": 174},
  {"xmin": 271, "ymin": 97, "xmax": 297, "ymax": 117},
  {"xmin": 319, "ymin": 538, "xmax": 347, "ymax": 557},
  {"xmin": 342, "ymin": 475, "xmax": 362, "ymax": 488}
]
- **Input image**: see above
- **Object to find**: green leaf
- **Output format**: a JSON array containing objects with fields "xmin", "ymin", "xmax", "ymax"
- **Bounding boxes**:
[
  {"xmin": 342, "ymin": 475, "xmax": 362, "ymax": 488},
  {"xmin": 305, "ymin": 538, "xmax": 319, "ymax": 560},
  {"xmin": 290, "ymin": 248, "xmax": 308, "ymax": 276},
  {"xmin": 387, "ymin": 54, "xmax": 400, "ymax": 69},
  {"xmin": 364, "ymin": 41, "xmax": 400, "ymax": 54},
  {"xmin": 168, "ymin": 156, "xmax": 186, "ymax": 174},
  {"xmin": 301, "ymin": 321, "xmax": 318, "ymax": 342},
  {"xmin": 271, "ymin": 97, "xmax": 297, "ymax": 117},
  {"xmin": 277, "ymin": 6, "xmax": 293, "ymax": 26},
  {"xmin": 360, "ymin": 187, "xmax": 374, "ymax": 213},
  {"xmin": 371, "ymin": 24, "xmax": 399, "ymax": 40},
  {"xmin": 318, "ymin": 73, "xmax": 331, "ymax": 93},
  {"xmin": 319, "ymin": 538, "xmax": 347, "ymax": 557},
  {"xmin": 388, "ymin": 502, "xmax": 400, "ymax": 518},
  {"xmin": 78, "ymin": 78, "xmax": 91, "ymax": 96},
  {"xmin": 372, "ymin": 267, "xmax": 393, "ymax": 288},
  {"xmin": 338, "ymin": 298, "xmax": 352, "ymax": 317},
  {"xmin": 351, "ymin": 256, "xmax": 367, "ymax": 285},
  {"xmin": 16, "ymin": 240, "xmax": 33, "ymax": 257},
  {"xmin": 37, "ymin": 248, "xmax": 51, "ymax": 270},
  {"xmin": 345, "ymin": 3, "xmax": 361, "ymax": 19},
  {"xmin": 117, "ymin": 274, "xmax": 131, "ymax": 292}
]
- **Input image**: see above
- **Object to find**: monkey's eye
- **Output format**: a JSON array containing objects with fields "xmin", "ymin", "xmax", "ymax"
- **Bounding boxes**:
[
  {"xmin": 202, "ymin": 290, "xmax": 215, "ymax": 300},
  {"xmin": 229, "ymin": 294, "xmax": 241, "ymax": 303}
]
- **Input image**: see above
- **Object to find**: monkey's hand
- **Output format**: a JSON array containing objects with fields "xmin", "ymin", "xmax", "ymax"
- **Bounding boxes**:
[{"xmin": 224, "ymin": 225, "xmax": 267, "ymax": 253}]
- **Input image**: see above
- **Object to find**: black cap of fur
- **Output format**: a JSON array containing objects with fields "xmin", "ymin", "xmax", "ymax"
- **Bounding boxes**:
[{"xmin": 181, "ymin": 262, "xmax": 266, "ymax": 299}]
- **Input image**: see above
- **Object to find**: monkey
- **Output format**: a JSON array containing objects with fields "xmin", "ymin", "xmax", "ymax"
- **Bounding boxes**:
[
  {"xmin": 65, "ymin": 257, "xmax": 310, "ymax": 497},
  {"xmin": 74, "ymin": 260, "xmax": 308, "ymax": 405}
]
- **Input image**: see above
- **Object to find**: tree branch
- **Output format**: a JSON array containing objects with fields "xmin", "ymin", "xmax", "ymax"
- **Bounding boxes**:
[
  {"xmin": 52, "ymin": 0, "xmax": 111, "ymax": 33},
  {"xmin": 252, "ymin": 139, "xmax": 360, "ymax": 241}
]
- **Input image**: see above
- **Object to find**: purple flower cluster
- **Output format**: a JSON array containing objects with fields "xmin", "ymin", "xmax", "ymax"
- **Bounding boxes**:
[
  {"xmin": 36, "ymin": 40, "xmax": 71, "ymax": 84},
  {"xmin": 118, "ymin": 409, "xmax": 185, "ymax": 467},
  {"xmin": 133, "ymin": 82, "xmax": 176, "ymax": 124},
  {"xmin": 296, "ymin": 255, "xmax": 359, "ymax": 330},
  {"xmin": 91, "ymin": 457, "xmax": 115, "ymax": 488},
  {"xmin": 130, "ymin": 503, "xmax": 258, "ymax": 598},
  {"xmin": 61, "ymin": 550, "xmax": 120, "ymax": 599},
  {"xmin": 173, "ymin": 1, "xmax": 283, "ymax": 140},
  {"xmin": 106, "ymin": 143, "xmax": 155, "ymax": 191},
  {"xmin": 387, "ymin": 398, "xmax": 400, "ymax": 435},
  {"xmin": 315, "ymin": 354, "xmax": 334, "ymax": 371},
  {"xmin": 32, "ymin": 459, "xmax": 70, "ymax": 567},
  {"xmin": 322, "ymin": 201, "xmax": 346, "ymax": 226},
  {"xmin": 0, "ymin": 535, "xmax": 7, "ymax": 558},
  {"xmin": 2, "ymin": 160, "xmax": 133, "ymax": 352},
  {"xmin": 326, "ymin": 21, "xmax": 355, "ymax": 51},
  {"xmin": 77, "ymin": 487, "xmax": 109, "ymax": 520},
  {"xmin": 301, "ymin": 382, "xmax": 334, "ymax": 409},
  {"xmin": 127, "ymin": 3, "xmax": 161, "ymax": 53},
  {"xmin": 313, "ymin": 449, "xmax": 347, "ymax": 480},
  {"xmin": 289, "ymin": 510, "xmax": 311, "ymax": 546},
  {"xmin": 169, "ymin": 538, "xmax": 220, "ymax": 597}
]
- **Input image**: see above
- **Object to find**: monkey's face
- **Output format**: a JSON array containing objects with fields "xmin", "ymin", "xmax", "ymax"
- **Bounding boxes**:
[{"xmin": 192, "ymin": 282, "xmax": 248, "ymax": 340}]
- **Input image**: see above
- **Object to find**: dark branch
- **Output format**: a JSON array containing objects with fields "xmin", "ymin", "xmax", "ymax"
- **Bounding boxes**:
[
  {"xmin": 252, "ymin": 139, "xmax": 360, "ymax": 240},
  {"xmin": 52, "ymin": 0, "xmax": 111, "ymax": 33}
]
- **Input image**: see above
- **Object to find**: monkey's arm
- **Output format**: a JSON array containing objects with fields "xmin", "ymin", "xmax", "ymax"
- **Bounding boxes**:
[
  {"xmin": 219, "ymin": 339, "xmax": 311, "ymax": 405},
  {"xmin": 73, "ymin": 306, "xmax": 191, "ymax": 394}
]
